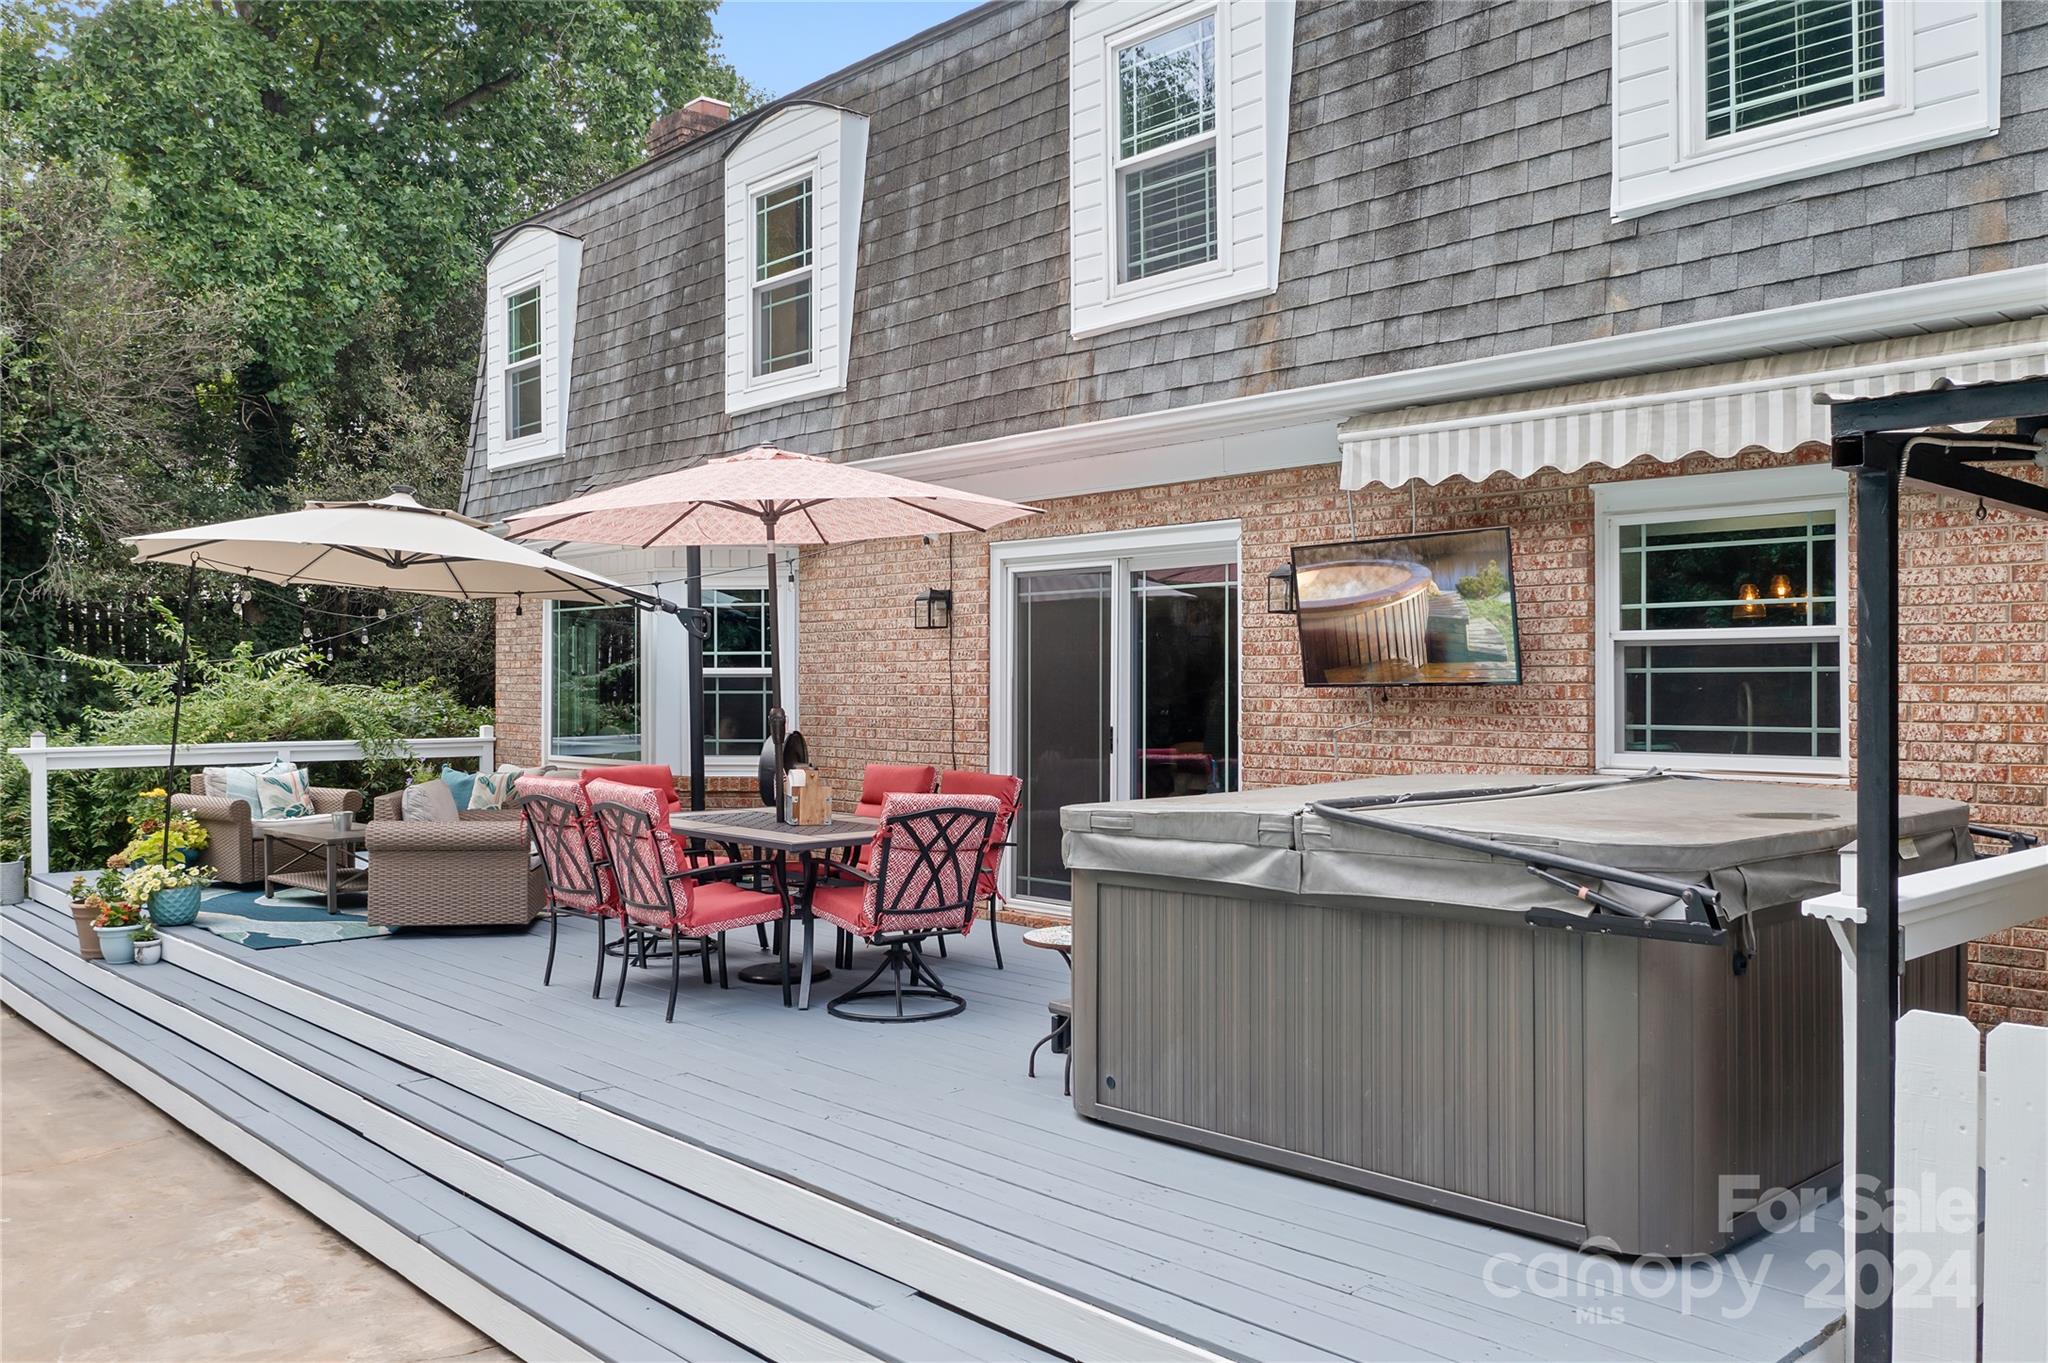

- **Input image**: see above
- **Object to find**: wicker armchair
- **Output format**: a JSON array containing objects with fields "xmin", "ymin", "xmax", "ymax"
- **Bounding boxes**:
[
  {"xmin": 172, "ymin": 775, "xmax": 363, "ymax": 884},
  {"xmin": 362, "ymin": 790, "xmax": 544, "ymax": 928}
]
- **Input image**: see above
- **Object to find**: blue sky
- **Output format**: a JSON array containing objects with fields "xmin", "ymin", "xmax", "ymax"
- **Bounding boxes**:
[{"xmin": 715, "ymin": 1, "xmax": 983, "ymax": 98}]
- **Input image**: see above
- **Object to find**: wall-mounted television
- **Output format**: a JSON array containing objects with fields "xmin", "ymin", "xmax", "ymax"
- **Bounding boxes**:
[{"xmin": 1292, "ymin": 527, "xmax": 1522, "ymax": 686}]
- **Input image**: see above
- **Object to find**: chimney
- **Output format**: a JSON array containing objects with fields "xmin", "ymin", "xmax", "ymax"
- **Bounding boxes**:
[{"xmin": 646, "ymin": 96, "xmax": 734, "ymax": 159}]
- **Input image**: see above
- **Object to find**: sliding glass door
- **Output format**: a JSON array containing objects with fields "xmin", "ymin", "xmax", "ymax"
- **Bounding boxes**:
[{"xmin": 996, "ymin": 525, "xmax": 1240, "ymax": 908}]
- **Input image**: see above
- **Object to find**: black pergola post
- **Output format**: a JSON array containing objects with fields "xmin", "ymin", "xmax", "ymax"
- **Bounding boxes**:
[
  {"xmin": 1851, "ymin": 450, "xmax": 1900, "ymax": 1363},
  {"xmin": 686, "ymin": 545, "xmax": 706, "ymax": 814}
]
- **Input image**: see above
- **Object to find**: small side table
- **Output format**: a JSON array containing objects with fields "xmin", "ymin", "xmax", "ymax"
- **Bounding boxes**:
[
  {"xmin": 1023, "ymin": 924, "xmax": 1073, "ymax": 1096},
  {"xmin": 256, "ymin": 818, "xmax": 368, "ymax": 915}
]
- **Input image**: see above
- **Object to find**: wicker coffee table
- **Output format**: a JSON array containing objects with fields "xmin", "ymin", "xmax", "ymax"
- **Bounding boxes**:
[{"xmin": 257, "ymin": 817, "xmax": 369, "ymax": 915}]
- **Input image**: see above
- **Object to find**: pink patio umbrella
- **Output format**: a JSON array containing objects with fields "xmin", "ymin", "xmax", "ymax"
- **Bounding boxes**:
[{"xmin": 503, "ymin": 446, "xmax": 1039, "ymax": 814}]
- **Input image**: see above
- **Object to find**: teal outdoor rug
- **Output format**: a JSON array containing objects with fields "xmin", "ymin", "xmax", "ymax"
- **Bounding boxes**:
[{"xmin": 189, "ymin": 883, "xmax": 391, "ymax": 950}]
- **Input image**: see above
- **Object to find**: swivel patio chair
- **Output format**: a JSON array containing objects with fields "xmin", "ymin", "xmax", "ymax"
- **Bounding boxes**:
[
  {"xmin": 811, "ymin": 792, "xmax": 999, "ymax": 1023},
  {"xmin": 936, "ymin": 769, "xmax": 1021, "ymax": 968},
  {"xmin": 518, "ymin": 775, "xmax": 620, "ymax": 997},
  {"xmin": 587, "ymin": 779, "xmax": 788, "ymax": 1021}
]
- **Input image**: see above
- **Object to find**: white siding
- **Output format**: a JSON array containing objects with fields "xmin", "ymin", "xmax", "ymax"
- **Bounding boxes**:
[
  {"xmin": 484, "ymin": 227, "xmax": 580, "ymax": 468},
  {"xmin": 1067, "ymin": 0, "xmax": 1295, "ymax": 338},
  {"xmin": 722, "ymin": 104, "xmax": 869, "ymax": 416},
  {"xmin": 1610, "ymin": 0, "xmax": 2002, "ymax": 220}
]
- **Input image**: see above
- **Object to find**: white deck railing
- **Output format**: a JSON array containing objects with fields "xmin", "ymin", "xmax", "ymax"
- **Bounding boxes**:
[
  {"xmin": 7, "ymin": 727, "xmax": 496, "ymax": 875},
  {"xmin": 1895, "ymin": 1011, "xmax": 2047, "ymax": 1362}
]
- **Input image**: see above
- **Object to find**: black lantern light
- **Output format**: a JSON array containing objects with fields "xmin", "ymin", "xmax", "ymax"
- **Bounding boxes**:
[
  {"xmin": 1266, "ymin": 563, "xmax": 1298, "ymax": 614},
  {"xmin": 913, "ymin": 587, "xmax": 953, "ymax": 630}
]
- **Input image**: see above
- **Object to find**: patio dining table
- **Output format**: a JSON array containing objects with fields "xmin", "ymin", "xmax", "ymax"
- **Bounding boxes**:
[{"xmin": 668, "ymin": 808, "xmax": 876, "ymax": 1010}]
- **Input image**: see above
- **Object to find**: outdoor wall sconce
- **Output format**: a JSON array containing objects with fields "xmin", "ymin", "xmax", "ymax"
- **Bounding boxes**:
[
  {"xmin": 1267, "ymin": 564, "xmax": 1298, "ymax": 614},
  {"xmin": 1733, "ymin": 581, "xmax": 1765, "ymax": 620},
  {"xmin": 913, "ymin": 587, "xmax": 953, "ymax": 630}
]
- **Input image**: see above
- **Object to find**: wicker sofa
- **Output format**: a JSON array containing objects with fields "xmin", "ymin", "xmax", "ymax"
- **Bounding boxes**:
[
  {"xmin": 362, "ymin": 790, "xmax": 544, "ymax": 928},
  {"xmin": 171, "ymin": 775, "xmax": 364, "ymax": 884}
]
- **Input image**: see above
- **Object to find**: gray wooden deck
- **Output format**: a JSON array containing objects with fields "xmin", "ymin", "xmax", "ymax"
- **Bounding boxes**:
[{"xmin": 4, "ymin": 880, "xmax": 1850, "ymax": 1362}]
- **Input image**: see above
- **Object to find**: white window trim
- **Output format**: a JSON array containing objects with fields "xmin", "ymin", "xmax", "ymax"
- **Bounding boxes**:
[
  {"xmin": 1594, "ymin": 465, "xmax": 1850, "ymax": 777},
  {"xmin": 1108, "ymin": 7, "xmax": 1224, "ymax": 294},
  {"xmin": 722, "ymin": 106, "xmax": 868, "ymax": 416},
  {"xmin": 502, "ymin": 282, "xmax": 546, "ymax": 441},
  {"xmin": 1068, "ymin": 0, "xmax": 1294, "ymax": 338},
  {"xmin": 484, "ymin": 227, "xmax": 580, "ymax": 468},
  {"xmin": 988, "ymin": 520, "xmax": 1243, "ymax": 916},
  {"xmin": 1611, "ymin": 0, "xmax": 2002, "ymax": 220},
  {"xmin": 540, "ymin": 599, "xmax": 649, "ymax": 769},
  {"xmin": 695, "ymin": 566, "xmax": 799, "ymax": 776},
  {"xmin": 748, "ymin": 172, "xmax": 816, "ymax": 380}
]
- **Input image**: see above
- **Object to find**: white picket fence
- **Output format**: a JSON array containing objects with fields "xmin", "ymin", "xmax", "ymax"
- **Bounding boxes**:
[
  {"xmin": 1894, "ymin": 1010, "xmax": 2048, "ymax": 1363},
  {"xmin": 7, "ymin": 728, "xmax": 497, "ymax": 875}
]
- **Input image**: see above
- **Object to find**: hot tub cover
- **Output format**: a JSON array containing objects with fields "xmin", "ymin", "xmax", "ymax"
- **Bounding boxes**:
[{"xmin": 1063, "ymin": 772, "xmax": 1973, "ymax": 922}]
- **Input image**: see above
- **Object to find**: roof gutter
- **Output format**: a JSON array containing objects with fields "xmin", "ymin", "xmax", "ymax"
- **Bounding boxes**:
[{"xmin": 851, "ymin": 265, "xmax": 2048, "ymax": 488}]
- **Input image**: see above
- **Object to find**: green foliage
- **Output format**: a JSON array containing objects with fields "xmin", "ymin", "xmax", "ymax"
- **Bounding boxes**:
[
  {"xmin": 1, "ymin": 628, "xmax": 488, "ymax": 871},
  {"xmin": 1457, "ymin": 560, "xmax": 1510, "ymax": 601},
  {"xmin": 5, "ymin": 1, "xmax": 756, "ymax": 727}
]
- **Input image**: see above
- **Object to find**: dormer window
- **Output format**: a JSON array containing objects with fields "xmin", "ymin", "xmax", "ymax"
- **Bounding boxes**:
[
  {"xmin": 1068, "ymin": 1, "xmax": 1295, "ymax": 338},
  {"xmin": 722, "ymin": 105, "xmax": 869, "ymax": 415},
  {"xmin": 753, "ymin": 177, "xmax": 814, "ymax": 375},
  {"xmin": 504, "ymin": 285, "xmax": 544, "ymax": 439},
  {"xmin": 1116, "ymin": 15, "xmax": 1218, "ymax": 282},
  {"xmin": 483, "ymin": 226, "xmax": 580, "ymax": 467}
]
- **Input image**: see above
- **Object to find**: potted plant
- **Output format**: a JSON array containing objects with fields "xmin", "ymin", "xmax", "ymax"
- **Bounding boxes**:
[
  {"xmin": 131, "ymin": 918, "xmax": 163, "ymax": 965},
  {"xmin": 121, "ymin": 860, "xmax": 213, "ymax": 928},
  {"xmin": 90, "ymin": 897, "xmax": 144, "ymax": 964},
  {"xmin": 68, "ymin": 874, "xmax": 101, "ymax": 958},
  {"xmin": 0, "ymin": 834, "xmax": 23, "ymax": 906}
]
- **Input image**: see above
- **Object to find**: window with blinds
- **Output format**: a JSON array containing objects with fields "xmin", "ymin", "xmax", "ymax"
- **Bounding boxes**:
[
  {"xmin": 1703, "ymin": 0, "xmax": 1885, "ymax": 139},
  {"xmin": 1115, "ymin": 14, "xmax": 1218, "ymax": 283}
]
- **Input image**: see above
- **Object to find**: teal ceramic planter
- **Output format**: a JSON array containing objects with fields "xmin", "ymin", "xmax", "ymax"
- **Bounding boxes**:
[
  {"xmin": 148, "ymin": 884, "xmax": 204, "ymax": 927},
  {"xmin": 178, "ymin": 847, "xmax": 201, "ymax": 867},
  {"xmin": 93, "ymin": 923, "xmax": 142, "ymax": 964}
]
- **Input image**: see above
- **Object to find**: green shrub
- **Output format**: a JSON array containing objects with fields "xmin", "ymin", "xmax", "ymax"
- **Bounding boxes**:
[{"xmin": 1457, "ymin": 559, "xmax": 1510, "ymax": 601}]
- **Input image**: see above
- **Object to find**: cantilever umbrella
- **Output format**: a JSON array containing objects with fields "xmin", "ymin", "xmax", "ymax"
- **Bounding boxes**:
[
  {"xmin": 123, "ymin": 489, "xmax": 680, "ymax": 865},
  {"xmin": 503, "ymin": 445, "xmax": 1040, "ymax": 815}
]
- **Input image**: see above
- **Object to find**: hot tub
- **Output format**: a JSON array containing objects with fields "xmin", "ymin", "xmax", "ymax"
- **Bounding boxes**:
[{"xmin": 1060, "ymin": 773, "xmax": 1972, "ymax": 1256}]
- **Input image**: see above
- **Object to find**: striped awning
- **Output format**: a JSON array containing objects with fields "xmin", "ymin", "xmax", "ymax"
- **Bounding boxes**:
[{"xmin": 1339, "ymin": 320, "xmax": 2048, "ymax": 489}]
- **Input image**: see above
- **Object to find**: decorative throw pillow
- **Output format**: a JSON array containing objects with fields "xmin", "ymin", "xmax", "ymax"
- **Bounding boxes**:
[
  {"xmin": 203, "ymin": 765, "xmax": 263, "ymax": 809},
  {"xmin": 252, "ymin": 760, "xmax": 314, "ymax": 818},
  {"xmin": 467, "ymin": 767, "xmax": 520, "ymax": 810},
  {"xmin": 438, "ymin": 766, "xmax": 477, "ymax": 810},
  {"xmin": 401, "ymin": 778, "xmax": 461, "ymax": 823}
]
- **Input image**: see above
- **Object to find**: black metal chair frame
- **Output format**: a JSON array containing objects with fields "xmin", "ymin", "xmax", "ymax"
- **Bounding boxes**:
[
  {"xmin": 821, "ymin": 803, "xmax": 997, "ymax": 1023},
  {"xmin": 590, "ymin": 799, "xmax": 786, "ymax": 1022},
  {"xmin": 521, "ymin": 790, "xmax": 617, "ymax": 998}
]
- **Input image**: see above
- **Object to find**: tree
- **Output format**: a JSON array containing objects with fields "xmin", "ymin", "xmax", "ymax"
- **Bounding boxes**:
[{"xmin": 3, "ymin": 1, "xmax": 757, "ymax": 721}]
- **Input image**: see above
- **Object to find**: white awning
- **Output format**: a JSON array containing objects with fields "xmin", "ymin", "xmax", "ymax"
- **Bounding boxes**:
[{"xmin": 1339, "ymin": 320, "xmax": 2048, "ymax": 489}]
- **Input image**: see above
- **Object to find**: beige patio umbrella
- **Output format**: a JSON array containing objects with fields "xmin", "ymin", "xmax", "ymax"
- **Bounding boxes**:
[
  {"xmin": 503, "ymin": 445, "xmax": 1040, "ymax": 815},
  {"xmin": 122, "ymin": 490, "xmax": 670, "ymax": 866}
]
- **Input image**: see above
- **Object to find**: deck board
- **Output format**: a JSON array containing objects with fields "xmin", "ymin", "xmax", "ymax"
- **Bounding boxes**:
[{"xmin": 8, "ymin": 882, "xmax": 1848, "ymax": 1361}]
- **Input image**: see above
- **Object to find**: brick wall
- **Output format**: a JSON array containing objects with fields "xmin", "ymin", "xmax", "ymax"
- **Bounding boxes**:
[
  {"xmin": 495, "ymin": 599, "xmax": 543, "ymax": 768},
  {"xmin": 793, "ymin": 456, "xmax": 2048, "ymax": 1027}
]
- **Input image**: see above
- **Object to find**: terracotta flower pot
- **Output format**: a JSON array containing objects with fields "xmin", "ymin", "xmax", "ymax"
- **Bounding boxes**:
[{"xmin": 69, "ymin": 900, "xmax": 102, "ymax": 960}]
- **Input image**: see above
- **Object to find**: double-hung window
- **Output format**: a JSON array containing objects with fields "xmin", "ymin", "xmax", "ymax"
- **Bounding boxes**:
[
  {"xmin": 504, "ymin": 285, "xmax": 544, "ymax": 440},
  {"xmin": 1702, "ymin": 0, "xmax": 1884, "ymax": 139},
  {"xmin": 702, "ymin": 586, "xmax": 775, "ymax": 757},
  {"xmin": 1115, "ymin": 14, "xmax": 1218, "ymax": 283},
  {"xmin": 1597, "ymin": 470, "xmax": 1849, "ymax": 775},
  {"xmin": 548, "ymin": 602, "xmax": 642, "ymax": 764},
  {"xmin": 752, "ymin": 178, "xmax": 814, "ymax": 376}
]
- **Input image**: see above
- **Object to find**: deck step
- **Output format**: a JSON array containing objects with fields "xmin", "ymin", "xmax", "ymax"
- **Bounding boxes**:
[
  {"xmin": 0, "ymin": 937, "xmax": 748, "ymax": 1362},
  {"xmin": 0, "ymin": 905, "xmax": 1054, "ymax": 1363}
]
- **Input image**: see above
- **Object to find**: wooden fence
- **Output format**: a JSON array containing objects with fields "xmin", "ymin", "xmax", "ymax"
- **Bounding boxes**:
[{"xmin": 1895, "ymin": 1010, "xmax": 2047, "ymax": 1362}]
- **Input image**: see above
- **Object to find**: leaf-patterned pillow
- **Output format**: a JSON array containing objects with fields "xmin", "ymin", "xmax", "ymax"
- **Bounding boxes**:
[
  {"xmin": 253, "ymin": 760, "xmax": 314, "ymax": 818},
  {"xmin": 468, "ymin": 767, "xmax": 518, "ymax": 810}
]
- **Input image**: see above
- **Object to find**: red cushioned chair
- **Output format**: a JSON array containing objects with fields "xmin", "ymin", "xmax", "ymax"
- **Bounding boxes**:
[
  {"xmin": 811, "ymin": 792, "xmax": 999, "ymax": 1023},
  {"xmin": 578, "ymin": 764, "xmax": 682, "ymax": 817},
  {"xmin": 518, "ymin": 775, "xmax": 621, "ymax": 997},
  {"xmin": 937, "ymin": 770, "xmax": 1022, "ymax": 969},
  {"xmin": 854, "ymin": 763, "xmax": 938, "ymax": 818},
  {"xmin": 587, "ymin": 779, "xmax": 788, "ymax": 1020}
]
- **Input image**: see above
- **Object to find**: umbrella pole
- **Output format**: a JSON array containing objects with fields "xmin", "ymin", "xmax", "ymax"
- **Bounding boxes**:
[
  {"xmin": 765, "ymin": 529, "xmax": 788, "ymax": 823},
  {"xmin": 159, "ymin": 561, "xmax": 200, "ymax": 869},
  {"xmin": 686, "ymin": 547, "xmax": 706, "ymax": 814}
]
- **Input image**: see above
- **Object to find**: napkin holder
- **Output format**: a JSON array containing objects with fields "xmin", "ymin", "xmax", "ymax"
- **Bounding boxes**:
[{"xmin": 789, "ymin": 766, "xmax": 832, "ymax": 826}]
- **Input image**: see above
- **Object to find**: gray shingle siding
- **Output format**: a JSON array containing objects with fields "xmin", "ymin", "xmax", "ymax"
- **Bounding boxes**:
[{"xmin": 464, "ymin": 0, "xmax": 2048, "ymax": 520}]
